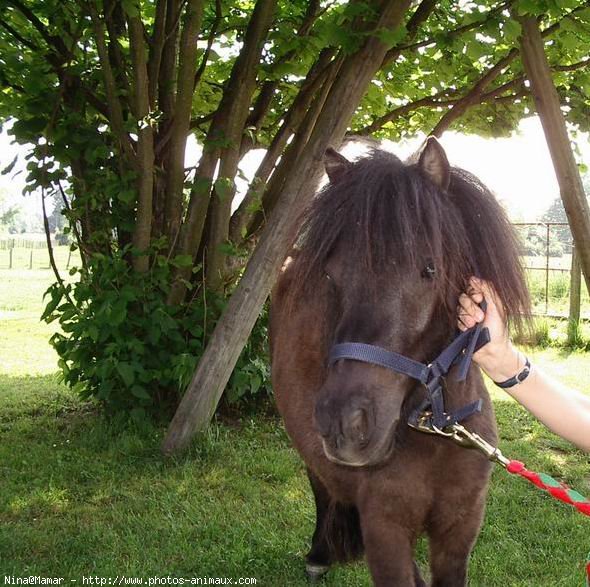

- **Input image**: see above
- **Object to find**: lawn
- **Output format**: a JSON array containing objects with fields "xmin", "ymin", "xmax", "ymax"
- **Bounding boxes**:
[{"xmin": 0, "ymin": 267, "xmax": 589, "ymax": 585}]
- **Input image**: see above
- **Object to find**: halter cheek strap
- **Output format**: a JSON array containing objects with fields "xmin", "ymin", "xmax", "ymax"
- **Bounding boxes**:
[{"xmin": 328, "ymin": 301, "xmax": 490, "ymax": 430}]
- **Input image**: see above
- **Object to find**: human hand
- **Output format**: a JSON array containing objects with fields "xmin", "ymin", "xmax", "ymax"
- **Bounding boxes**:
[{"xmin": 457, "ymin": 277, "xmax": 522, "ymax": 382}]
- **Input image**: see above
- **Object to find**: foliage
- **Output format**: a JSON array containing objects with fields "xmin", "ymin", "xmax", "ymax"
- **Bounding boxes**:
[
  {"xmin": 42, "ymin": 250, "xmax": 270, "ymax": 421},
  {"xmin": 0, "ymin": 0, "xmax": 588, "ymax": 419}
]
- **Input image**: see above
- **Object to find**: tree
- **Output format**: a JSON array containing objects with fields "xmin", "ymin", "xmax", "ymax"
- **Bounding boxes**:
[
  {"xmin": 0, "ymin": 0, "xmax": 588, "ymax": 441},
  {"xmin": 516, "ymin": 13, "xmax": 590, "ymax": 293}
]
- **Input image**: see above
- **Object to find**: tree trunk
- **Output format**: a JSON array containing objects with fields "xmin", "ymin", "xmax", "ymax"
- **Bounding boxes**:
[
  {"xmin": 162, "ymin": 0, "xmax": 204, "ymax": 248},
  {"xmin": 161, "ymin": 0, "xmax": 412, "ymax": 455},
  {"xmin": 128, "ymin": 12, "xmax": 155, "ymax": 272},
  {"xmin": 517, "ymin": 15, "xmax": 590, "ymax": 294},
  {"xmin": 203, "ymin": 0, "xmax": 277, "ymax": 291}
]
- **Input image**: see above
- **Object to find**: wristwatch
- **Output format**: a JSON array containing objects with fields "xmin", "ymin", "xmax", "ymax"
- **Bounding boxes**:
[{"xmin": 493, "ymin": 356, "xmax": 531, "ymax": 389}]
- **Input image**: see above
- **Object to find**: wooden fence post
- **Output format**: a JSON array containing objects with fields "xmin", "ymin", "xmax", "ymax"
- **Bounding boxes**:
[
  {"xmin": 9, "ymin": 244, "xmax": 13, "ymax": 269},
  {"xmin": 568, "ymin": 244, "xmax": 582, "ymax": 345}
]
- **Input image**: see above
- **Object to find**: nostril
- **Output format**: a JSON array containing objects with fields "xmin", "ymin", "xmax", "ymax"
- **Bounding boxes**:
[{"xmin": 346, "ymin": 408, "xmax": 370, "ymax": 447}]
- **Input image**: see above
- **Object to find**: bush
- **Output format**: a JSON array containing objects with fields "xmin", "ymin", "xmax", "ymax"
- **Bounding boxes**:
[{"xmin": 42, "ymin": 249, "xmax": 270, "ymax": 423}]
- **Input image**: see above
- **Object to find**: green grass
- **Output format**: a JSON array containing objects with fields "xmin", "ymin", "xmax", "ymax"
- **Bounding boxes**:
[{"xmin": 1, "ymin": 269, "xmax": 589, "ymax": 584}]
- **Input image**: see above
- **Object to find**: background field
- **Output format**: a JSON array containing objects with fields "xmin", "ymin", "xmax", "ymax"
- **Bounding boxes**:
[{"xmin": 1, "ymin": 266, "xmax": 589, "ymax": 585}]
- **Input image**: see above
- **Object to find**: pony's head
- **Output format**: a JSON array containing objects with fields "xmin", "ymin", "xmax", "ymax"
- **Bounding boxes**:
[{"xmin": 290, "ymin": 138, "xmax": 530, "ymax": 467}]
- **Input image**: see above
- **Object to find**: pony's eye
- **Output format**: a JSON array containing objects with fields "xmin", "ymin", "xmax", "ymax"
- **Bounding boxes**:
[{"xmin": 421, "ymin": 263, "xmax": 436, "ymax": 279}]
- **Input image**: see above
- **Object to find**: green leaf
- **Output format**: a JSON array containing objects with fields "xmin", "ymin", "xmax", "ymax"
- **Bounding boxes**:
[
  {"xmin": 214, "ymin": 177, "xmax": 234, "ymax": 201},
  {"xmin": 375, "ymin": 25, "xmax": 407, "ymax": 47},
  {"xmin": 172, "ymin": 254, "xmax": 193, "ymax": 268},
  {"xmin": 503, "ymin": 19, "xmax": 522, "ymax": 42},
  {"xmin": 88, "ymin": 324, "xmax": 99, "ymax": 342},
  {"xmin": 515, "ymin": 0, "xmax": 545, "ymax": 14},
  {"xmin": 555, "ymin": 0, "xmax": 579, "ymax": 8},
  {"xmin": 116, "ymin": 362, "xmax": 135, "ymax": 387},
  {"xmin": 118, "ymin": 189, "xmax": 136, "ymax": 204},
  {"xmin": 131, "ymin": 385, "xmax": 151, "ymax": 400},
  {"xmin": 130, "ymin": 407, "xmax": 147, "ymax": 424},
  {"xmin": 559, "ymin": 31, "xmax": 579, "ymax": 51},
  {"xmin": 110, "ymin": 300, "xmax": 127, "ymax": 326}
]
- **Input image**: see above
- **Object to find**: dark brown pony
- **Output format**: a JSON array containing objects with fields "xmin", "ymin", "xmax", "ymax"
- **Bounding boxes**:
[{"xmin": 269, "ymin": 138, "xmax": 530, "ymax": 586}]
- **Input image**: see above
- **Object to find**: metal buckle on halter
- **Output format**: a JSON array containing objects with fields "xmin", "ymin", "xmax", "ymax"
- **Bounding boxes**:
[
  {"xmin": 409, "ymin": 411, "xmax": 510, "ymax": 467},
  {"xmin": 408, "ymin": 410, "xmax": 472, "ymax": 445},
  {"xmin": 449, "ymin": 423, "xmax": 510, "ymax": 467}
]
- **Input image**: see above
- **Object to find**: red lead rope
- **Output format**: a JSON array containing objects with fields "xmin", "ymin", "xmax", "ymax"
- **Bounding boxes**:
[
  {"xmin": 505, "ymin": 460, "xmax": 590, "ymax": 584},
  {"xmin": 409, "ymin": 417, "xmax": 590, "ymax": 583}
]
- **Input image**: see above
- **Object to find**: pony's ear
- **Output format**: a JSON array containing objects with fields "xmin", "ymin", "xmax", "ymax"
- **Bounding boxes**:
[
  {"xmin": 324, "ymin": 148, "xmax": 352, "ymax": 184},
  {"xmin": 416, "ymin": 136, "xmax": 450, "ymax": 190}
]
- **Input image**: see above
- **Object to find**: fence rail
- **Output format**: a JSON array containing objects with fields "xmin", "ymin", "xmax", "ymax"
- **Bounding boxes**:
[
  {"xmin": 0, "ymin": 237, "xmax": 58, "ymax": 250},
  {"xmin": 0, "ymin": 242, "xmax": 78, "ymax": 271}
]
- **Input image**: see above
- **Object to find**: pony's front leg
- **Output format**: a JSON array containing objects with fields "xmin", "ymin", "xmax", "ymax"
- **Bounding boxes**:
[
  {"xmin": 360, "ymin": 509, "xmax": 425, "ymax": 587},
  {"xmin": 427, "ymin": 496, "xmax": 486, "ymax": 587}
]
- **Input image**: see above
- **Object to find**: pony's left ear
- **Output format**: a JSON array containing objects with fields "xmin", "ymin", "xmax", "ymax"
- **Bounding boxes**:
[
  {"xmin": 324, "ymin": 148, "xmax": 352, "ymax": 184},
  {"xmin": 416, "ymin": 136, "xmax": 450, "ymax": 190}
]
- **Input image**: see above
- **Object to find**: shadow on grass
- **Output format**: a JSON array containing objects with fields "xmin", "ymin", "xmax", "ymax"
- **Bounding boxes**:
[{"xmin": 0, "ymin": 373, "xmax": 588, "ymax": 586}]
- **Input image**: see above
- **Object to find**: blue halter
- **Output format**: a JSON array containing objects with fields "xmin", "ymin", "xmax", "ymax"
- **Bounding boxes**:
[{"xmin": 328, "ymin": 302, "xmax": 490, "ymax": 430}]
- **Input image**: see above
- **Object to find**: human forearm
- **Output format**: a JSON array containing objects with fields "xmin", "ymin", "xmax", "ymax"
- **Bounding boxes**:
[
  {"xmin": 478, "ymin": 347, "xmax": 590, "ymax": 452},
  {"xmin": 459, "ymin": 278, "xmax": 590, "ymax": 453},
  {"xmin": 503, "ymin": 367, "xmax": 590, "ymax": 452}
]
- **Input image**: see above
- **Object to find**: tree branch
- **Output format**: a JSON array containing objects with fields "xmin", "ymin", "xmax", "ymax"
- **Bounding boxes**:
[
  {"xmin": 230, "ymin": 49, "xmax": 338, "ymax": 242},
  {"xmin": 554, "ymin": 58, "xmax": 590, "ymax": 72},
  {"xmin": 239, "ymin": 0, "xmax": 323, "ymax": 155},
  {"xmin": 127, "ymin": 5, "xmax": 156, "ymax": 272},
  {"xmin": 57, "ymin": 180, "xmax": 87, "ymax": 270},
  {"xmin": 388, "ymin": 0, "xmax": 513, "ymax": 58},
  {"xmin": 41, "ymin": 186, "xmax": 79, "ymax": 314},
  {"xmin": 0, "ymin": 16, "xmax": 39, "ymax": 50},
  {"xmin": 244, "ymin": 53, "xmax": 342, "ymax": 242},
  {"xmin": 430, "ymin": 48, "xmax": 519, "ymax": 137},
  {"xmin": 429, "ymin": 6, "xmax": 589, "ymax": 137},
  {"xmin": 103, "ymin": 0, "xmax": 130, "ymax": 103},
  {"xmin": 7, "ymin": 0, "xmax": 71, "ymax": 60},
  {"xmin": 158, "ymin": 0, "xmax": 182, "ymax": 127},
  {"xmin": 365, "ymin": 5, "xmax": 589, "ymax": 138},
  {"xmin": 89, "ymin": 3, "xmax": 136, "ymax": 163},
  {"xmin": 381, "ymin": 0, "xmax": 438, "ymax": 67},
  {"xmin": 202, "ymin": 0, "xmax": 278, "ymax": 292},
  {"xmin": 193, "ymin": 0, "xmax": 222, "ymax": 91},
  {"xmin": 162, "ymin": 0, "xmax": 205, "ymax": 246},
  {"xmin": 167, "ymin": 0, "xmax": 278, "ymax": 302},
  {"xmin": 148, "ymin": 0, "xmax": 168, "ymax": 106}
]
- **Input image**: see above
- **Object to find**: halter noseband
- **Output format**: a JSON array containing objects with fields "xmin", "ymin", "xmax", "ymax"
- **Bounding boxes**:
[{"xmin": 328, "ymin": 301, "xmax": 490, "ymax": 430}]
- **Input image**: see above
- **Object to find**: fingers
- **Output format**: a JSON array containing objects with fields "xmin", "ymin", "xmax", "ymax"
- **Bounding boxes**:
[
  {"xmin": 466, "ymin": 277, "xmax": 484, "ymax": 304},
  {"xmin": 457, "ymin": 292, "xmax": 484, "ymax": 330},
  {"xmin": 469, "ymin": 276, "xmax": 507, "ymax": 322}
]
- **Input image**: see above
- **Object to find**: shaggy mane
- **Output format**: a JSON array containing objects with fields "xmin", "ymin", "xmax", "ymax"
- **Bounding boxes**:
[{"xmin": 288, "ymin": 148, "xmax": 530, "ymax": 332}]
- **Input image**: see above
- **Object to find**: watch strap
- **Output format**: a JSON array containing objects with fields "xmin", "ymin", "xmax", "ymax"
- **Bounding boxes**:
[{"xmin": 493, "ymin": 356, "xmax": 531, "ymax": 389}]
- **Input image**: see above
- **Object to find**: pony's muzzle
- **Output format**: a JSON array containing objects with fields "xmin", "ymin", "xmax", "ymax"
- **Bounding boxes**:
[{"xmin": 315, "ymin": 394, "xmax": 384, "ymax": 466}]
